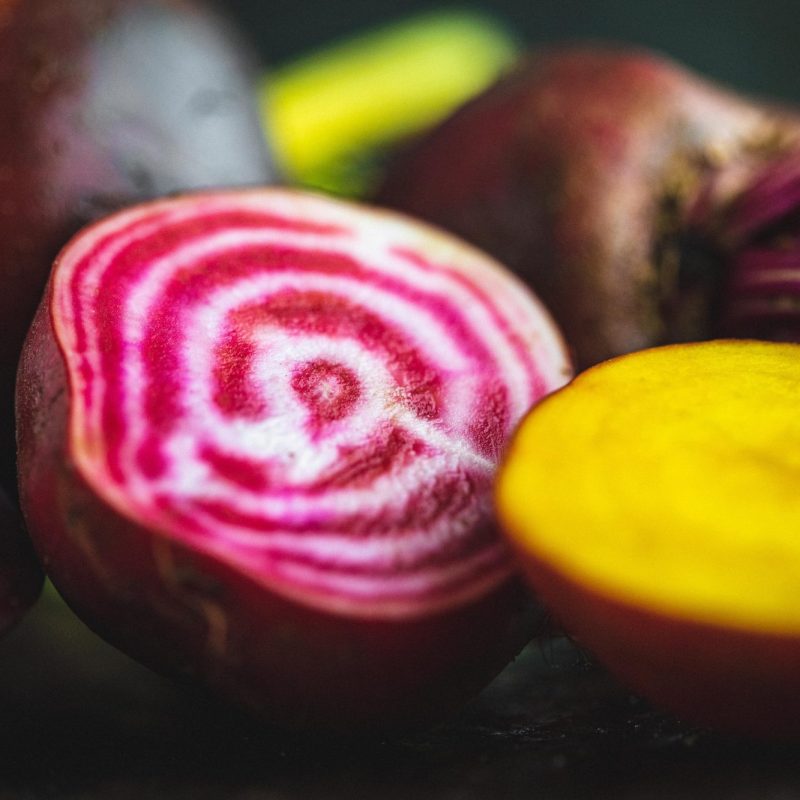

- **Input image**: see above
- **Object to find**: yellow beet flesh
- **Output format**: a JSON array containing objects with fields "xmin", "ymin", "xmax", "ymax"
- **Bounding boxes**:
[{"xmin": 497, "ymin": 340, "xmax": 800, "ymax": 734}]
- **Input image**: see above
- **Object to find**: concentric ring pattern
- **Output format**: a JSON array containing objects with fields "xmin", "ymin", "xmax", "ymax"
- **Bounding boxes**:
[{"xmin": 53, "ymin": 190, "xmax": 571, "ymax": 618}]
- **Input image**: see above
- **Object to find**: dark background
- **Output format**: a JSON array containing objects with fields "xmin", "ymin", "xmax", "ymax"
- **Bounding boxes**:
[{"xmin": 225, "ymin": 0, "xmax": 800, "ymax": 102}]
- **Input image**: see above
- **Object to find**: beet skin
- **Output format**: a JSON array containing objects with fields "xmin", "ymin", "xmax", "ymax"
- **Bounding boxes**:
[
  {"xmin": 379, "ymin": 46, "xmax": 800, "ymax": 369},
  {"xmin": 0, "ymin": 0, "xmax": 275, "ymax": 488}
]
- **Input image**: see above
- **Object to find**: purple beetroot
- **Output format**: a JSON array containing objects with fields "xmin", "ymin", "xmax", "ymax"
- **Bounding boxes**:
[
  {"xmin": 17, "ymin": 188, "xmax": 571, "ymax": 731},
  {"xmin": 379, "ymin": 46, "xmax": 800, "ymax": 369},
  {"xmin": 0, "ymin": 0, "xmax": 275, "ymax": 488}
]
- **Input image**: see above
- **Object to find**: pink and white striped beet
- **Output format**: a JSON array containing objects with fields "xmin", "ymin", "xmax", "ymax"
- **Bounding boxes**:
[{"xmin": 17, "ymin": 189, "xmax": 571, "ymax": 730}]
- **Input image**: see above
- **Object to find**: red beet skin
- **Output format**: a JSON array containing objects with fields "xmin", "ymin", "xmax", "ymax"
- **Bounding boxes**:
[
  {"xmin": 378, "ymin": 46, "xmax": 800, "ymax": 370},
  {"xmin": 0, "ymin": 490, "xmax": 43, "ymax": 635},
  {"xmin": 0, "ymin": 0, "xmax": 275, "ymax": 488},
  {"xmin": 17, "ymin": 189, "xmax": 571, "ymax": 731}
]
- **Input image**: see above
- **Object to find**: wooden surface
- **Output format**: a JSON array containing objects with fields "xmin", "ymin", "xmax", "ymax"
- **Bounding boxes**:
[{"xmin": 1, "ymin": 588, "xmax": 799, "ymax": 799}]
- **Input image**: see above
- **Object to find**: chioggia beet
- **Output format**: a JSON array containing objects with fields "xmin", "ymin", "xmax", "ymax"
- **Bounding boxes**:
[
  {"xmin": 378, "ymin": 46, "xmax": 800, "ymax": 370},
  {"xmin": 17, "ymin": 189, "xmax": 571, "ymax": 731},
  {"xmin": 0, "ymin": 489, "xmax": 42, "ymax": 635},
  {"xmin": 0, "ymin": 0, "xmax": 275, "ymax": 488}
]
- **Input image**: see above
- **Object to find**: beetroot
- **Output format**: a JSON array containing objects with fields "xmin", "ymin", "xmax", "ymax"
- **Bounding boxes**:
[
  {"xmin": 378, "ymin": 46, "xmax": 800, "ymax": 370},
  {"xmin": 0, "ymin": 489, "xmax": 42, "ymax": 635},
  {"xmin": 17, "ymin": 189, "xmax": 571, "ymax": 731},
  {"xmin": 0, "ymin": 0, "xmax": 274, "ymax": 488}
]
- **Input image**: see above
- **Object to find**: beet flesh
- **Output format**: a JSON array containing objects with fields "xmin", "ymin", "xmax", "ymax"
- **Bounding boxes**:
[
  {"xmin": 17, "ymin": 189, "xmax": 571, "ymax": 731},
  {"xmin": 0, "ymin": 0, "xmax": 275, "ymax": 489},
  {"xmin": 378, "ymin": 46, "xmax": 800, "ymax": 370},
  {"xmin": 0, "ymin": 489, "xmax": 42, "ymax": 635}
]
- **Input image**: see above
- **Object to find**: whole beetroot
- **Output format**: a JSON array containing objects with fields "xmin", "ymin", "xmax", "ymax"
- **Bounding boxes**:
[
  {"xmin": 17, "ymin": 189, "xmax": 570, "ymax": 731},
  {"xmin": 0, "ymin": 0, "xmax": 275, "ymax": 487},
  {"xmin": 379, "ymin": 46, "xmax": 800, "ymax": 369}
]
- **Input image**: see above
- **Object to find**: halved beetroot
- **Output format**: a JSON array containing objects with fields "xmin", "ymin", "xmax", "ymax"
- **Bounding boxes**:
[
  {"xmin": 497, "ymin": 341, "xmax": 800, "ymax": 736},
  {"xmin": 0, "ymin": 490, "xmax": 42, "ymax": 635},
  {"xmin": 0, "ymin": 0, "xmax": 275, "ymax": 487},
  {"xmin": 17, "ymin": 189, "xmax": 571, "ymax": 731}
]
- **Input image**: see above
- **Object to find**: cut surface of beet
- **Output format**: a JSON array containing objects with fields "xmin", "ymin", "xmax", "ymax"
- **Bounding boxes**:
[{"xmin": 18, "ymin": 189, "xmax": 570, "ymax": 729}]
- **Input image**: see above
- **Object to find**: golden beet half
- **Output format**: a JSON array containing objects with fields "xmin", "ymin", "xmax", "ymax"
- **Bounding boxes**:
[{"xmin": 497, "ymin": 340, "xmax": 800, "ymax": 736}]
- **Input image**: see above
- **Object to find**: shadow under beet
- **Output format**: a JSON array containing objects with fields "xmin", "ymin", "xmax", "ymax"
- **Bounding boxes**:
[{"xmin": 0, "ymin": 586, "xmax": 799, "ymax": 800}]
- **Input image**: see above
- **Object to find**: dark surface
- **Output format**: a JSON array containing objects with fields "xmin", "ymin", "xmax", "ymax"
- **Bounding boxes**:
[{"xmin": 2, "ymin": 588, "xmax": 799, "ymax": 799}]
